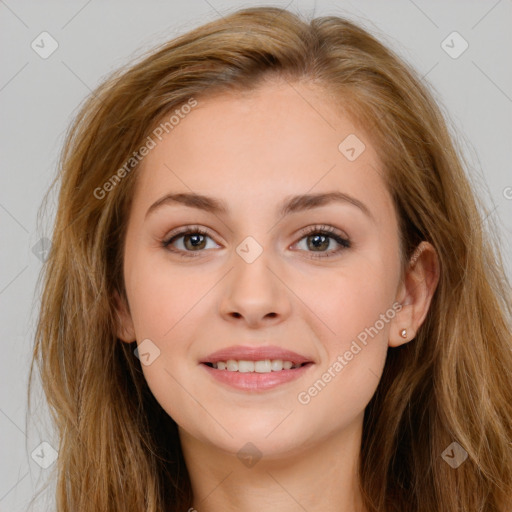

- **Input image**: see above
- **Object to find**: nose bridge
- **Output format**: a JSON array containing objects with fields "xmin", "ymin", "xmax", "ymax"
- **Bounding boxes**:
[
  {"xmin": 219, "ymin": 234, "xmax": 290, "ymax": 324},
  {"xmin": 231, "ymin": 236, "xmax": 276, "ymax": 298}
]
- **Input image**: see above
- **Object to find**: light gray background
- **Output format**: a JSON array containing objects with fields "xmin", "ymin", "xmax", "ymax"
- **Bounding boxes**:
[{"xmin": 1, "ymin": 1, "xmax": 511, "ymax": 510}]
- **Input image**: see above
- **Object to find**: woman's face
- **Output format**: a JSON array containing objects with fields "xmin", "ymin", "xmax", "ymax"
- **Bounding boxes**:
[{"xmin": 116, "ymin": 80, "xmax": 415, "ymax": 458}]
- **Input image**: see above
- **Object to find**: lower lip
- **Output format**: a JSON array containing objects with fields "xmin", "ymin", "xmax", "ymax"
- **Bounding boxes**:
[{"xmin": 201, "ymin": 363, "xmax": 314, "ymax": 391}]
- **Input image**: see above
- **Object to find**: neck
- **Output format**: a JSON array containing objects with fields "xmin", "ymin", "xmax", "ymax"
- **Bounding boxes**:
[{"xmin": 179, "ymin": 414, "xmax": 367, "ymax": 512}]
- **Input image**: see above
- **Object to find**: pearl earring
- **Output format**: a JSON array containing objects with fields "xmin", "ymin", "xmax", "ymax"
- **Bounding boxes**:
[{"xmin": 400, "ymin": 328, "xmax": 407, "ymax": 339}]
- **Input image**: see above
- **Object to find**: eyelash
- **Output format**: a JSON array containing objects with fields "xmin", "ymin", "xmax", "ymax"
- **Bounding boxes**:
[{"xmin": 161, "ymin": 224, "xmax": 351, "ymax": 259}]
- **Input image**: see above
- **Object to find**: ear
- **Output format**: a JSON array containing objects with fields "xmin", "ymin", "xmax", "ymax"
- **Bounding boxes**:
[
  {"xmin": 389, "ymin": 241, "xmax": 440, "ymax": 347},
  {"xmin": 113, "ymin": 289, "xmax": 136, "ymax": 343}
]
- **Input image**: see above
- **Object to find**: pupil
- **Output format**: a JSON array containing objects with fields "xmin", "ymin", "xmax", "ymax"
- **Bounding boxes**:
[
  {"xmin": 186, "ymin": 234, "xmax": 206, "ymax": 250},
  {"xmin": 309, "ymin": 234, "xmax": 328, "ymax": 251}
]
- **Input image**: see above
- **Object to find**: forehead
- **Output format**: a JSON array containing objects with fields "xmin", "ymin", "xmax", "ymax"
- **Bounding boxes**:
[{"xmin": 131, "ymin": 81, "xmax": 393, "ymax": 224}]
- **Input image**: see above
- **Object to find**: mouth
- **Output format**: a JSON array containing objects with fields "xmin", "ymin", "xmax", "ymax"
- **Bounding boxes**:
[
  {"xmin": 200, "ymin": 360, "xmax": 314, "ymax": 392},
  {"xmin": 202, "ymin": 360, "xmax": 311, "ymax": 372},
  {"xmin": 199, "ymin": 345, "xmax": 315, "ymax": 391}
]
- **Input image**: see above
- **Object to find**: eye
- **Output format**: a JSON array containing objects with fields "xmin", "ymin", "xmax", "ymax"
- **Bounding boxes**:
[
  {"xmin": 293, "ymin": 224, "xmax": 351, "ymax": 259},
  {"xmin": 161, "ymin": 225, "xmax": 220, "ymax": 257},
  {"xmin": 161, "ymin": 224, "xmax": 351, "ymax": 259}
]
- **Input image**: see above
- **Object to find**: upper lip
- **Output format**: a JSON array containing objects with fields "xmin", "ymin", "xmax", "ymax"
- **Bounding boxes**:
[{"xmin": 201, "ymin": 345, "xmax": 314, "ymax": 365}]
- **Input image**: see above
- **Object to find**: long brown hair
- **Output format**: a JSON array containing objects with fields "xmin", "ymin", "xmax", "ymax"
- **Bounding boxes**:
[{"xmin": 29, "ymin": 6, "xmax": 512, "ymax": 511}]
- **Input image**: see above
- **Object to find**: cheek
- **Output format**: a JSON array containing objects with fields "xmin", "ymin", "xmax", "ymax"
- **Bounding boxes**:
[
  {"xmin": 139, "ymin": 360, "xmax": 199, "ymax": 432},
  {"xmin": 294, "ymin": 263, "xmax": 394, "ymax": 417},
  {"xmin": 125, "ymin": 251, "xmax": 206, "ymax": 338},
  {"xmin": 296, "ymin": 284, "xmax": 391, "ymax": 426},
  {"xmin": 299, "ymin": 259, "xmax": 396, "ymax": 347}
]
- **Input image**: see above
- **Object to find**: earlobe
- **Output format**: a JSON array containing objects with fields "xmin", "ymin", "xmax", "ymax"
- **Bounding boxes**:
[
  {"xmin": 388, "ymin": 325, "xmax": 415, "ymax": 347},
  {"xmin": 389, "ymin": 241, "xmax": 440, "ymax": 348},
  {"xmin": 113, "ymin": 290, "xmax": 136, "ymax": 343},
  {"xmin": 389, "ymin": 313, "xmax": 416, "ymax": 348}
]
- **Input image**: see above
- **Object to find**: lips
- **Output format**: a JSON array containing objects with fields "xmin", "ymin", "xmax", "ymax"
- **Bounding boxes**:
[
  {"xmin": 200, "ymin": 345, "xmax": 313, "ymax": 366},
  {"xmin": 199, "ymin": 345, "xmax": 315, "ymax": 391}
]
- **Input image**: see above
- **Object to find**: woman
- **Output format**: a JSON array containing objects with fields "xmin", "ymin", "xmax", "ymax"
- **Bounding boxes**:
[{"xmin": 29, "ymin": 6, "xmax": 512, "ymax": 511}]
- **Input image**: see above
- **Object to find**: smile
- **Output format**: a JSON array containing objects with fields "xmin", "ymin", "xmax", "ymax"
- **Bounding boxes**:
[
  {"xmin": 204, "ymin": 359, "xmax": 307, "ymax": 372},
  {"xmin": 201, "ymin": 361, "xmax": 314, "ymax": 391}
]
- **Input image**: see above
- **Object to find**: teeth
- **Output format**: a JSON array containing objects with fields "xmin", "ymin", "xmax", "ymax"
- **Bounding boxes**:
[
  {"xmin": 238, "ymin": 360, "xmax": 254, "ymax": 373},
  {"xmin": 210, "ymin": 359, "xmax": 302, "ymax": 372},
  {"xmin": 226, "ymin": 360, "xmax": 238, "ymax": 372},
  {"xmin": 254, "ymin": 360, "xmax": 272, "ymax": 373},
  {"xmin": 270, "ymin": 359, "xmax": 283, "ymax": 371}
]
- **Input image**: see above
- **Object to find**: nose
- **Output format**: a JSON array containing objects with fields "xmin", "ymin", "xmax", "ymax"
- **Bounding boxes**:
[{"xmin": 219, "ymin": 248, "xmax": 291, "ymax": 328}]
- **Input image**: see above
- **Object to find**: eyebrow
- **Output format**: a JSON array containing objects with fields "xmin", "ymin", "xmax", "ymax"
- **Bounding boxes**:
[{"xmin": 145, "ymin": 191, "xmax": 374, "ymax": 221}]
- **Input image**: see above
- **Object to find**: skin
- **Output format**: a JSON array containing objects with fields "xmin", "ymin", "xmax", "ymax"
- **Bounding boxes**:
[{"xmin": 115, "ymin": 79, "xmax": 439, "ymax": 512}]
